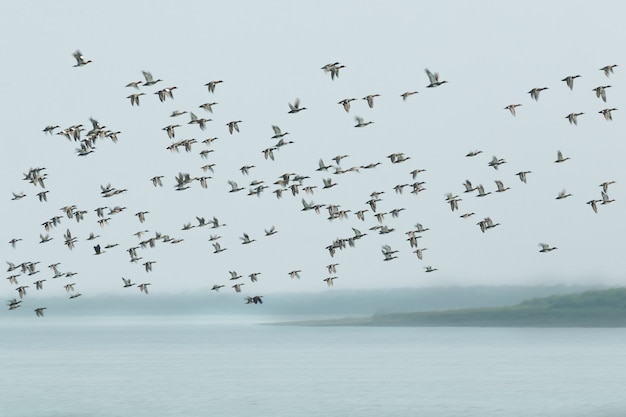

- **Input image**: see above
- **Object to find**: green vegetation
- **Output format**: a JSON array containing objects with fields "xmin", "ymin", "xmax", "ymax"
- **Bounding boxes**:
[
  {"xmin": 275, "ymin": 287, "xmax": 626, "ymax": 327},
  {"xmin": 364, "ymin": 288, "xmax": 626, "ymax": 327}
]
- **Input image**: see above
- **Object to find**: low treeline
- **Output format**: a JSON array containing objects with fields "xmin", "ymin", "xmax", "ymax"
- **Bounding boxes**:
[{"xmin": 366, "ymin": 288, "xmax": 626, "ymax": 327}]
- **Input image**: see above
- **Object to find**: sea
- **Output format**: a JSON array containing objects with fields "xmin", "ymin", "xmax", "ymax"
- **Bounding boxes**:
[{"xmin": 1, "ymin": 315, "xmax": 624, "ymax": 417}]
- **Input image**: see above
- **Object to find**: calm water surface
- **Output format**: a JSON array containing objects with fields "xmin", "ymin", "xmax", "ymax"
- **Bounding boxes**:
[{"xmin": 1, "ymin": 316, "xmax": 624, "ymax": 417}]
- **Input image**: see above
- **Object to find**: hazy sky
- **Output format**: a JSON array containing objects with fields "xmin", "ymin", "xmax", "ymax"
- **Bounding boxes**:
[{"xmin": 2, "ymin": 1, "xmax": 624, "ymax": 301}]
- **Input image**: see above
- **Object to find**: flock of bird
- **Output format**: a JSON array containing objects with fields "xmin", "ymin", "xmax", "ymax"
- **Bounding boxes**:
[{"xmin": 4, "ymin": 50, "xmax": 619, "ymax": 316}]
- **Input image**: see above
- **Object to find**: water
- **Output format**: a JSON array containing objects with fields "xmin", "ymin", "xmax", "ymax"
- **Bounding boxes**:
[{"xmin": 1, "ymin": 316, "xmax": 625, "ymax": 417}]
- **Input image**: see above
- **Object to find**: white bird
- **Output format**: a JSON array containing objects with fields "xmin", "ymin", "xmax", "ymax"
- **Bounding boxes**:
[
  {"xmin": 504, "ymin": 104, "xmax": 522, "ymax": 116},
  {"xmin": 554, "ymin": 150, "xmax": 570, "ymax": 163},
  {"xmin": 288, "ymin": 98, "xmax": 307, "ymax": 114},
  {"xmin": 600, "ymin": 64, "xmax": 618, "ymax": 77},
  {"xmin": 72, "ymin": 50, "xmax": 92, "ymax": 67},
  {"xmin": 599, "ymin": 108, "xmax": 617, "ymax": 121},
  {"xmin": 425, "ymin": 68, "xmax": 447, "ymax": 88},
  {"xmin": 565, "ymin": 112, "xmax": 584, "ymax": 125},
  {"xmin": 142, "ymin": 71, "xmax": 162, "ymax": 87},
  {"xmin": 240, "ymin": 233, "xmax": 255, "ymax": 244},
  {"xmin": 561, "ymin": 75, "xmax": 581, "ymax": 90}
]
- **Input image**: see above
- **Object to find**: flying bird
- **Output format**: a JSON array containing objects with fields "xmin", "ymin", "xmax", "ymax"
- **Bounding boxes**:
[
  {"xmin": 425, "ymin": 68, "xmax": 447, "ymax": 88},
  {"xmin": 561, "ymin": 75, "xmax": 581, "ymax": 90},
  {"xmin": 72, "ymin": 50, "xmax": 92, "ymax": 67},
  {"xmin": 528, "ymin": 87, "xmax": 548, "ymax": 101},
  {"xmin": 504, "ymin": 104, "xmax": 522, "ymax": 116}
]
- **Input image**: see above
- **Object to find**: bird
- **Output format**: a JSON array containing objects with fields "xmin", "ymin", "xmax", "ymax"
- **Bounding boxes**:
[
  {"xmin": 135, "ymin": 211, "xmax": 149, "ymax": 223},
  {"xmin": 462, "ymin": 179, "xmax": 476, "ymax": 193},
  {"xmin": 211, "ymin": 285, "xmax": 224, "ymax": 292},
  {"xmin": 142, "ymin": 71, "xmax": 162, "ymax": 86},
  {"xmin": 516, "ymin": 171, "xmax": 532, "ymax": 184},
  {"xmin": 599, "ymin": 181, "xmax": 616, "ymax": 193},
  {"xmin": 561, "ymin": 75, "xmax": 581, "ymax": 90},
  {"xmin": 264, "ymin": 226, "xmax": 278, "ymax": 236},
  {"xmin": 288, "ymin": 98, "xmax": 307, "ymax": 114},
  {"xmin": 138, "ymin": 283, "xmax": 151, "ymax": 294},
  {"xmin": 322, "ymin": 178, "xmax": 337, "ymax": 189},
  {"xmin": 381, "ymin": 245, "xmax": 398, "ymax": 261},
  {"xmin": 539, "ymin": 243, "xmax": 557, "ymax": 253},
  {"xmin": 156, "ymin": 86, "xmax": 177, "ymax": 102},
  {"xmin": 401, "ymin": 91, "xmax": 419, "ymax": 101},
  {"xmin": 425, "ymin": 68, "xmax": 447, "ymax": 87},
  {"xmin": 321, "ymin": 62, "xmax": 345, "ymax": 80},
  {"xmin": 227, "ymin": 120, "xmax": 242, "ymax": 134},
  {"xmin": 93, "ymin": 244, "xmax": 104, "ymax": 255},
  {"xmin": 34, "ymin": 307, "xmax": 47, "ymax": 317},
  {"xmin": 240, "ymin": 165, "xmax": 255, "ymax": 175},
  {"xmin": 189, "ymin": 112, "xmax": 211, "ymax": 130},
  {"xmin": 475, "ymin": 184, "xmax": 491, "ymax": 197},
  {"xmin": 554, "ymin": 150, "xmax": 570, "ymax": 163},
  {"xmin": 363, "ymin": 94, "xmax": 380, "ymax": 108},
  {"xmin": 212, "ymin": 242, "xmax": 227, "ymax": 254},
  {"xmin": 245, "ymin": 296, "xmax": 264, "ymax": 304},
  {"xmin": 424, "ymin": 266, "xmax": 438, "ymax": 273},
  {"xmin": 484, "ymin": 217, "xmax": 500, "ymax": 230},
  {"xmin": 556, "ymin": 189, "xmax": 572, "ymax": 199},
  {"xmin": 338, "ymin": 98, "xmax": 356, "ymax": 112},
  {"xmin": 43, "ymin": 125, "xmax": 60, "ymax": 135},
  {"xmin": 240, "ymin": 233, "xmax": 255, "ymax": 244},
  {"xmin": 288, "ymin": 270, "xmax": 301, "ymax": 279},
  {"xmin": 232, "ymin": 283, "xmax": 245, "ymax": 293},
  {"xmin": 599, "ymin": 108, "xmax": 617, "ymax": 121},
  {"xmin": 122, "ymin": 277, "xmax": 135, "ymax": 288},
  {"xmin": 39, "ymin": 233, "xmax": 53, "ymax": 243},
  {"xmin": 228, "ymin": 271, "xmax": 242, "ymax": 281},
  {"xmin": 565, "ymin": 112, "xmax": 584, "ymax": 125},
  {"xmin": 488, "ymin": 156, "xmax": 506, "ymax": 170},
  {"xmin": 228, "ymin": 180, "xmax": 244, "ymax": 192},
  {"xmin": 354, "ymin": 116, "xmax": 373, "ymax": 127},
  {"xmin": 601, "ymin": 191, "xmax": 615, "ymax": 205},
  {"xmin": 413, "ymin": 248, "xmax": 428, "ymax": 260},
  {"xmin": 323, "ymin": 277, "xmax": 338, "ymax": 287},
  {"xmin": 271, "ymin": 125, "xmax": 289, "ymax": 139},
  {"xmin": 494, "ymin": 180, "xmax": 510, "ymax": 193},
  {"xmin": 143, "ymin": 261, "xmax": 156, "ymax": 272},
  {"xmin": 465, "ymin": 150, "xmax": 483, "ymax": 158},
  {"xmin": 600, "ymin": 65, "xmax": 618, "ymax": 77},
  {"xmin": 125, "ymin": 80, "xmax": 143, "ymax": 89},
  {"xmin": 199, "ymin": 102, "xmax": 218, "ymax": 113},
  {"xmin": 127, "ymin": 92, "xmax": 146, "ymax": 106},
  {"xmin": 593, "ymin": 85, "xmax": 611, "ymax": 102},
  {"xmin": 205, "ymin": 80, "xmax": 223, "ymax": 93},
  {"xmin": 528, "ymin": 87, "xmax": 548, "ymax": 101},
  {"xmin": 587, "ymin": 199, "xmax": 600, "ymax": 214},
  {"xmin": 162, "ymin": 124, "xmax": 180, "ymax": 139},
  {"xmin": 504, "ymin": 104, "xmax": 522, "ymax": 116},
  {"xmin": 72, "ymin": 50, "xmax": 92, "ymax": 67}
]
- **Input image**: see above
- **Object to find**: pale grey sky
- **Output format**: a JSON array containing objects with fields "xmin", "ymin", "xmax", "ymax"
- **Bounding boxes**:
[{"xmin": 2, "ymin": 1, "xmax": 624, "ymax": 300}]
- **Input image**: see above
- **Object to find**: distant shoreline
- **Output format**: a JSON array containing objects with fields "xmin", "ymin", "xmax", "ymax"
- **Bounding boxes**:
[{"xmin": 268, "ymin": 288, "xmax": 626, "ymax": 327}]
